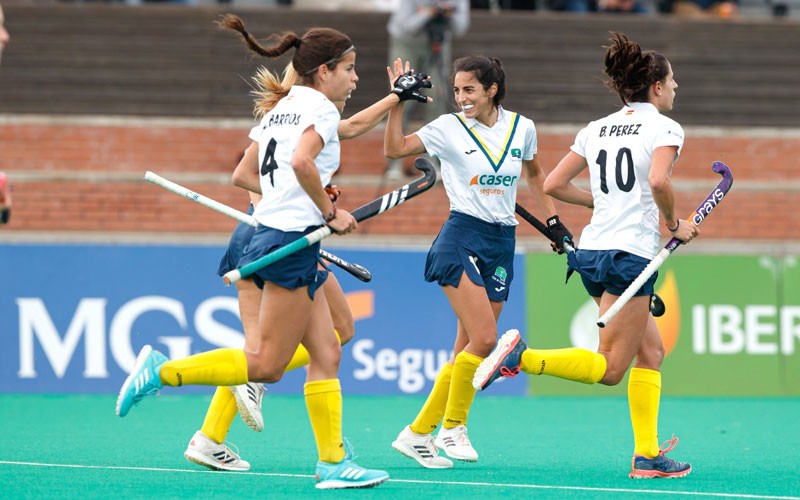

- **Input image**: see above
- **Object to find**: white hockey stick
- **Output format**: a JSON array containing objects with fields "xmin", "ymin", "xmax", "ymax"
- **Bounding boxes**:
[
  {"xmin": 596, "ymin": 161, "xmax": 733, "ymax": 328},
  {"xmin": 143, "ymin": 171, "xmax": 372, "ymax": 282}
]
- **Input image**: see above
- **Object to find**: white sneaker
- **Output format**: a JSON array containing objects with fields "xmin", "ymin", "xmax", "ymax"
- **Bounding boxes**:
[
  {"xmin": 184, "ymin": 431, "xmax": 250, "ymax": 472},
  {"xmin": 391, "ymin": 425, "xmax": 453, "ymax": 469},
  {"xmin": 435, "ymin": 425, "xmax": 478, "ymax": 462},
  {"xmin": 230, "ymin": 382, "xmax": 264, "ymax": 432}
]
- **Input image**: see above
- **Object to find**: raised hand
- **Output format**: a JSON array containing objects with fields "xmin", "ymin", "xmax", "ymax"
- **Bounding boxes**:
[
  {"xmin": 387, "ymin": 57, "xmax": 411, "ymax": 90},
  {"xmin": 390, "ymin": 67, "xmax": 432, "ymax": 103}
]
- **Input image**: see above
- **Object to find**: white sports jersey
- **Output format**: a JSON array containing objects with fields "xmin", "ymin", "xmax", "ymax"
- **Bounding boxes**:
[
  {"xmin": 250, "ymin": 85, "xmax": 341, "ymax": 231},
  {"xmin": 572, "ymin": 102, "xmax": 684, "ymax": 260},
  {"xmin": 417, "ymin": 106, "xmax": 536, "ymax": 225}
]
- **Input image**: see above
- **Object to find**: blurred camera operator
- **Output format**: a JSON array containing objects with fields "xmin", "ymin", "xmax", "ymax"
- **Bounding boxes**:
[{"xmin": 385, "ymin": 0, "xmax": 469, "ymax": 178}]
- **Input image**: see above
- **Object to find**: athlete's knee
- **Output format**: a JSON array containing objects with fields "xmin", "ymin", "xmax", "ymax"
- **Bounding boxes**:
[
  {"xmin": 308, "ymin": 342, "xmax": 342, "ymax": 370},
  {"xmin": 637, "ymin": 343, "xmax": 665, "ymax": 370},
  {"xmin": 335, "ymin": 322, "xmax": 355, "ymax": 346},
  {"xmin": 600, "ymin": 363, "xmax": 628, "ymax": 386},
  {"xmin": 247, "ymin": 363, "xmax": 285, "ymax": 384},
  {"xmin": 470, "ymin": 331, "xmax": 498, "ymax": 357}
]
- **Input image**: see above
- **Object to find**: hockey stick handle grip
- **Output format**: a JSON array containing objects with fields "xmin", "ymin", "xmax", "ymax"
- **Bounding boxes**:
[
  {"xmin": 320, "ymin": 250, "xmax": 372, "ymax": 283},
  {"xmin": 514, "ymin": 203, "xmax": 575, "ymax": 254},
  {"xmin": 224, "ymin": 226, "xmax": 332, "ymax": 285}
]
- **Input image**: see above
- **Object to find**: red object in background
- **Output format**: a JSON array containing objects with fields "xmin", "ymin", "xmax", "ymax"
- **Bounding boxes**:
[{"xmin": 0, "ymin": 172, "xmax": 11, "ymax": 224}]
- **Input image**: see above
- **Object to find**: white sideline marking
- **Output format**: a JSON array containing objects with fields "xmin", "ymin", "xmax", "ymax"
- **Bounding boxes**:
[{"xmin": 0, "ymin": 460, "xmax": 798, "ymax": 500}]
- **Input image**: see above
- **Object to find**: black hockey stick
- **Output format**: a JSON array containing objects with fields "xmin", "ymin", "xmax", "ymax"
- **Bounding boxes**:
[
  {"xmin": 319, "ymin": 249, "xmax": 372, "ymax": 283},
  {"xmin": 223, "ymin": 157, "xmax": 437, "ymax": 284},
  {"xmin": 515, "ymin": 201, "xmax": 666, "ymax": 317},
  {"xmin": 514, "ymin": 203, "xmax": 575, "ymax": 253}
]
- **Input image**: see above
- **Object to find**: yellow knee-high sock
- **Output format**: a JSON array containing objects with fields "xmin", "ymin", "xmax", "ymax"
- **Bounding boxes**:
[
  {"xmin": 285, "ymin": 331, "xmax": 341, "ymax": 373},
  {"xmin": 200, "ymin": 386, "xmax": 238, "ymax": 443},
  {"xmin": 628, "ymin": 367, "xmax": 662, "ymax": 458},
  {"xmin": 284, "ymin": 345, "xmax": 311, "ymax": 373},
  {"xmin": 160, "ymin": 348, "xmax": 248, "ymax": 387},
  {"xmin": 410, "ymin": 362, "xmax": 453, "ymax": 435},
  {"xmin": 520, "ymin": 347, "xmax": 606, "ymax": 384},
  {"xmin": 442, "ymin": 351, "xmax": 482, "ymax": 429},
  {"xmin": 304, "ymin": 378, "xmax": 345, "ymax": 464},
  {"xmin": 199, "ymin": 328, "xmax": 336, "ymax": 444}
]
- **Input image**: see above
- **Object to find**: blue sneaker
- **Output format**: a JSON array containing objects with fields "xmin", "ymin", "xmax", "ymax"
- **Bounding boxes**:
[
  {"xmin": 472, "ymin": 329, "xmax": 527, "ymax": 391},
  {"xmin": 630, "ymin": 436, "xmax": 692, "ymax": 479},
  {"xmin": 116, "ymin": 345, "xmax": 168, "ymax": 417},
  {"xmin": 315, "ymin": 441, "xmax": 389, "ymax": 490}
]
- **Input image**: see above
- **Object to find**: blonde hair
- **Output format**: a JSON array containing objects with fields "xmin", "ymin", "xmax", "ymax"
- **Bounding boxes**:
[{"xmin": 251, "ymin": 63, "xmax": 298, "ymax": 118}]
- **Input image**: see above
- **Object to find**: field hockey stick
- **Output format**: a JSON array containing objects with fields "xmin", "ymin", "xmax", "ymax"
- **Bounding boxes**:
[
  {"xmin": 143, "ymin": 171, "xmax": 373, "ymax": 283},
  {"xmin": 596, "ymin": 160, "xmax": 734, "ymax": 328},
  {"xmin": 514, "ymin": 203, "xmax": 576, "ymax": 253},
  {"xmin": 222, "ymin": 157, "xmax": 437, "ymax": 285},
  {"xmin": 516, "ymin": 201, "xmax": 668, "ymax": 316}
]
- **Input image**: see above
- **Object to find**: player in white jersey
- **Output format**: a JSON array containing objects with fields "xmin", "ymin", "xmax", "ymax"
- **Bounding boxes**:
[
  {"xmin": 473, "ymin": 33, "xmax": 697, "ymax": 479},
  {"xmin": 183, "ymin": 50, "xmax": 430, "ymax": 473},
  {"xmin": 385, "ymin": 55, "xmax": 573, "ymax": 468},
  {"xmin": 116, "ymin": 14, "xmax": 431, "ymax": 490}
]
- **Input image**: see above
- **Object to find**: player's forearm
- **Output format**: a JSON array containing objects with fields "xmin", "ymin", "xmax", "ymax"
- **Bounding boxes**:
[{"xmin": 339, "ymin": 94, "xmax": 399, "ymax": 140}]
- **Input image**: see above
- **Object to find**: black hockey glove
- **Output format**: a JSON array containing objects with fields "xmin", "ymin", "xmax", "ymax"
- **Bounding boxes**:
[
  {"xmin": 391, "ymin": 71, "xmax": 432, "ymax": 103},
  {"xmin": 547, "ymin": 215, "xmax": 574, "ymax": 254}
]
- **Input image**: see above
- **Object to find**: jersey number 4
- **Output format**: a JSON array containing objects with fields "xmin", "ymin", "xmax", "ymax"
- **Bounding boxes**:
[
  {"xmin": 261, "ymin": 138, "xmax": 279, "ymax": 187},
  {"xmin": 596, "ymin": 147, "xmax": 635, "ymax": 194}
]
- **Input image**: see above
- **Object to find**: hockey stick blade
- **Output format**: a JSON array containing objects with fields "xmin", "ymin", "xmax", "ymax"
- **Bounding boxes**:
[
  {"xmin": 223, "ymin": 157, "xmax": 437, "ymax": 285},
  {"xmin": 144, "ymin": 171, "xmax": 374, "ymax": 283},
  {"xmin": 597, "ymin": 161, "xmax": 733, "ymax": 328}
]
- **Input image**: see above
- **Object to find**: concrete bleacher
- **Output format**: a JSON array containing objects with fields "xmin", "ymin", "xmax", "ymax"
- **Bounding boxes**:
[{"xmin": 1, "ymin": 4, "xmax": 800, "ymax": 127}]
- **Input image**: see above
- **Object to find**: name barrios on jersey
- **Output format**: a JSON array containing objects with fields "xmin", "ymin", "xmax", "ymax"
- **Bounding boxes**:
[
  {"xmin": 599, "ymin": 123, "xmax": 642, "ymax": 137},
  {"xmin": 265, "ymin": 113, "xmax": 301, "ymax": 128}
]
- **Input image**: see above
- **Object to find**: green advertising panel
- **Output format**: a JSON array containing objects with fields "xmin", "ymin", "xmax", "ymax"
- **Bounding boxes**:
[
  {"xmin": 525, "ymin": 253, "xmax": 800, "ymax": 396},
  {"xmin": 780, "ymin": 256, "xmax": 800, "ymax": 395}
]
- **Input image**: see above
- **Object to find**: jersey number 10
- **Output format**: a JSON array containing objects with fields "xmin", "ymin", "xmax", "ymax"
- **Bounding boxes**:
[{"xmin": 596, "ymin": 147, "xmax": 635, "ymax": 194}]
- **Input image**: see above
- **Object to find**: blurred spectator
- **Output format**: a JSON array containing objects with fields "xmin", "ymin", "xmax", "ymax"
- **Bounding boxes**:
[
  {"xmin": 547, "ymin": 0, "xmax": 648, "ymax": 12},
  {"xmin": 597, "ymin": 0, "xmax": 648, "ymax": 12},
  {"xmin": 664, "ymin": 0, "xmax": 738, "ymax": 17},
  {"xmin": 386, "ymin": 0, "xmax": 469, "ymax": 178},
  {"xmin": 0, "ymin": 3, "xmax": 9, "ymax": 64},
  {"xmin": 545, "ymin": 0, "xmax": 593, "ymax": 11},
  {"xmin": 470, "ymin": 0, "xmax": 537, "ymax": 8}
]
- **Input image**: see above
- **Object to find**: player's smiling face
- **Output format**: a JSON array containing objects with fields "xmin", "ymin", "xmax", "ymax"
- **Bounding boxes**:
[{"xmin": 453, "ymin": 71, "xmax": 496, "ymax": 122}]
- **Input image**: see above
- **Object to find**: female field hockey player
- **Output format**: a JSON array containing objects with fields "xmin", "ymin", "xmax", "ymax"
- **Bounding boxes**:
[
  {"xmin": 116, "ymin": 15, "xmax": 430, "ymax": 489},
  {"xmin": 385, "ymin": 55, "xmax": 573, "ymax": 468},
  {"xmin": 183, "ymin": 54, "xmax": 427, "ymax": 472},
  {"xmin": 183, "ymin": 190, "xmax": 357, "ymax": 472},
  {"xmin": 473, "ymin": 32, "xmax": 697, "ymax": 479}
]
